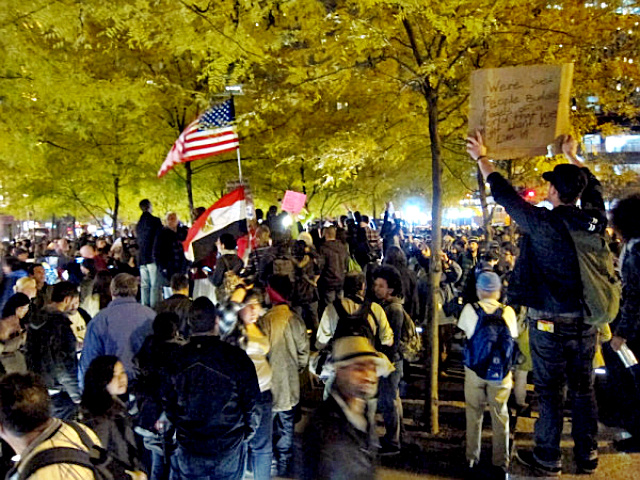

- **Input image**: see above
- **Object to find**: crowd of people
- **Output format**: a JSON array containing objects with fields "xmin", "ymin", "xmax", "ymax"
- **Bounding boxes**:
[{"xmin": 0, "ymin": 133, "xmax": 637, "ymax": 480}]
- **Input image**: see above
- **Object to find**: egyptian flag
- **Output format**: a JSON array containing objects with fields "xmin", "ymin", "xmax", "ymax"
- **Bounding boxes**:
[{"xmin": 183, "ymin": 187, "xmax": 248, "ymax": 262}]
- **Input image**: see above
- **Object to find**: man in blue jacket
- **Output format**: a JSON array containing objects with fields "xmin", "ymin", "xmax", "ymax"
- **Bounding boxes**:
[
  {"xmin": 468, "ymin": 132, "xmax": 606, "ymax": 476},
  {"xmin": 79, "ymin": 273, "xmax": 155, "ymax": 389}
]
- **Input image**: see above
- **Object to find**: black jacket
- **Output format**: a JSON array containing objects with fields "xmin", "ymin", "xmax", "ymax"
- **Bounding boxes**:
[
  {"xmin": 153, "ymin": 226, "xmax": 188, "ymax": 278},
  {"xmin": 136, "ymin": 212, "xmax": 163, "ymax": 266},
  {"xmin": 292, "ymin": 252, "xmax": 321, "ymax": 304},
  {"xmin": 25, "ymin": 308, "xmax": 80, "ymax": 401},
  {"xmin": 211, "ymin": 254, "xmax": 244, "ymax": 288},
  {"xmin": 488, "ymin": 168, "xmax": 606, "ymax": 313},
  {"xmin": 319, "ymin": 240, "xmax": 349, "ymax": 290},
  {"xmin": 244, "ymin": 246, "xmax": 276, "ymax": 288},
  {"xmin": 380, "ymin": 297, "xmax": 405, "ymax": 362},
  {"xmin": 161, "ymin": 336, "xmax": 259, "ymax": 456},
  {"xmin": 302, "ymin": 393, "xmax": 377, "ymax": 480},
  {"xmin": 133, "ymin": 335, "xmax": 183, "ymax": 432},
  {"xmin": 614, "ymin": 239, "xmax": 640, "ymax": 341},
  {"xmin": 81, "ymin": 400, "xmax": 143, "ymax": 471}
]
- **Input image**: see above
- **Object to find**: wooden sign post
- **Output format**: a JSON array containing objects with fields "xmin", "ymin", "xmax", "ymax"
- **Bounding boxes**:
[{"xmin": 468, "ymin": 64, "xmax": 574, "ymax": 159}]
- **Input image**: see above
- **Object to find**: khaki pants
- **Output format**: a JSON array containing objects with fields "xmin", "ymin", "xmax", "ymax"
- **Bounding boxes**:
[{"xmin": 464, "ymin": 367, "xmax": 512, "ymax": 468}]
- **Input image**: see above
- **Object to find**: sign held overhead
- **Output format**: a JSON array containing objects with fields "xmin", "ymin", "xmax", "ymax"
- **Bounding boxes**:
[{"xmin": 468, "ymin": 64, "xmax": 574, "ymax": 159}]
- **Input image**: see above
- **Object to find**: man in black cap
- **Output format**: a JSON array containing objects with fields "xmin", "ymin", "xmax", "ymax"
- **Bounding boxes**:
[
  {"xmin": 459, "ymin": 236, "xmax": 480, "ymax": 290},
  {"xmin": 467, "ymin": 132, "xmax": 606, "ymax": 476}
]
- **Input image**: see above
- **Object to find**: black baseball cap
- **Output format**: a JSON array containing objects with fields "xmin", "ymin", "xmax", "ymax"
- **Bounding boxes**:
[{"xmin": 542, "ymin": 164, "xmax": 588, "ymax": 202}]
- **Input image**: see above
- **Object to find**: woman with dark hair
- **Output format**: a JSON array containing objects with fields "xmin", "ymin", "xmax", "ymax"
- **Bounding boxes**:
[
  {"xmin": 80, "ymin": 355, "xmax": 146, "ymax": 476},
  {"xmin": 0, "ymin": 293, "xmax": 30, "ymax": 374},
  {"xmin": 81, "ymin": 269, "xmax": 114, "ymax": 317},
  {"xmin": 608, "ymin": 194, "xmax": 640, "ymax": 451},
  {"xmin": 223, "ymin": 288, "xmax": 273, "ymax": 480}
]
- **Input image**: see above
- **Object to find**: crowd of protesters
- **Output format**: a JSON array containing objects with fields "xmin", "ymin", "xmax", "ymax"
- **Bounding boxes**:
[{"xmin": 0, "ymin": 133, "xmax": 637, "ymax": 480}]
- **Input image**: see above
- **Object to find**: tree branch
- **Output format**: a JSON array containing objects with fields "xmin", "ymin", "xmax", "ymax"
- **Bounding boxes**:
[{"xmin": 402, "ymin": 18, "xmax": 424, "ymax": 67}]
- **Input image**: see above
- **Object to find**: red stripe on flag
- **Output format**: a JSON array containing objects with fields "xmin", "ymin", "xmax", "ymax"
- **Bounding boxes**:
[
  {"xmin": 183, "ymin": 136, "xmax": 239, "ymax": 154},
  {"xmin": 183, "ymin": 187, "xmax": 246, "ymax": 251},
  {"xmin": 181, "ymin": 145, "xmax": 239, "ymax": 163},
  {"xmin": 158, "ymin": 101, "xmax": 240, "ymax": 178}
]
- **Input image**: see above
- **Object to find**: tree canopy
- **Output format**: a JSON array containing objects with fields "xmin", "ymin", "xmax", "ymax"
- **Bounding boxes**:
[{"xmin": 1, "ymin": 0, "xmax": 639, "ymax": 227}]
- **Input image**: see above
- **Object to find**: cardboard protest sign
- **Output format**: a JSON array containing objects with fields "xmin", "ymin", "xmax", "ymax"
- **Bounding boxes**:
[
  {"xmin": 468, "ymin": 64, "xmax": 574, "ymax": 159},
  {"xmin": 281, "ymin": 190, "xmax": 307, "ymax": 215}
]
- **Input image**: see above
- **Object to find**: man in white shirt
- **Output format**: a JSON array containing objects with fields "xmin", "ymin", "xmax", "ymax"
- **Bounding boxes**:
[
  {"xmin": 458, "ymin": 271, "xmax": 518, "ymax": 480},
  {"xmin": 315, "ymin": 272, "xmax": 394, "ymax": 351}
]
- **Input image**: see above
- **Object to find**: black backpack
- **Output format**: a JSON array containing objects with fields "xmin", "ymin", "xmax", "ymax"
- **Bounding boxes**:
[
  {"xmin": 13, "ymin": 421, "xmax": 131, "ymax": 480},
  {"xmin": 332, "ymin": 297, "xmax": 377, "ymax": 347},
  {"xmin": 272, "ymin": 254, "xmax": 295, "ymax": 281},
  {"xmin": 313, "ymin": 298, "xmax": 379, "ymax": 376},
  {"xmin": 463, "ymin": 304, "xmax": 518, "ymax": 381}
]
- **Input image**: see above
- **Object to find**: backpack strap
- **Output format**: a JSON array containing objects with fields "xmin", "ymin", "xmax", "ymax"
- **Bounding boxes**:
[
  {"xmin": 17, "ymin": 447, "xmax": 94, "ymax": 480},
  {"xmin": 358, "ymin": 300, "xmax": 372, "ymax": 325},
  {"xmin": 469, "ymin": 303, "xmax": 497, "ymax": 338},
  {"xmin": 221, "ymin": 255, "xmax": 231, "ymax": 271},
  {"xmin": 66, "ymin": 420, "xmax": 132, "ymax": 473},
  {"xmin": 332, "ymin": 297, "xmax": 349, "ymax": 321},
  {"xmin": 64, "ymin": 421, "xmax": 96, "ymax": 450},
  {"xmin": 471, "ymin": 302, "xmax": 482, "ymax": 319}
]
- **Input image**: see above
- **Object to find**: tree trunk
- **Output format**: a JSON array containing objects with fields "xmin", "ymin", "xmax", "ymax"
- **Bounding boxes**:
[
  {"xmin": 506, "ymin": 159, "xmax": 514, "ymax": 182},
  {"xmin": 300, "ymin": 161, "xmax": 307, "ymax": 195},
  {"xmin": 372, "ymin": 194, "xmax": 377, "ymax": 220},
  {"xmin": 186, "ymin": 162, "xmax": 194, "ymax": 218},
  {"xmin": 477, "ymin": 165, "xmax": 492, "ymax": 241},
  {"xmin": 423, "ymin": 87, "xmax": 441, "ymax": 434},
  {"xmin": 112, "ymin": 176, "xmax": 120, "ymax": 238}
]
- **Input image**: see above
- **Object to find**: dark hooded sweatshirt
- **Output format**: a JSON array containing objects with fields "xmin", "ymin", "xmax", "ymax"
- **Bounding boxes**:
[{"xmin": 487, "ymin": 167, "xmax": 606, "ymax": 314}]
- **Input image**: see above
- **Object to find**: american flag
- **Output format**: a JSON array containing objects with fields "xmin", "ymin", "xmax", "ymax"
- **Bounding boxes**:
[{"xmin": 158, "ymin": 99, "xmax": 240, "ymax": 178}]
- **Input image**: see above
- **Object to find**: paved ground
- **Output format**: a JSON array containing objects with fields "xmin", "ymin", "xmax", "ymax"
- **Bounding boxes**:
[
  {"xmin": 288, "ymin": 359, "xmax": 640, "ymax": 479},
  {"xmin": 377, "ymin": 403, "xmax": 640, "ymax": 479}
]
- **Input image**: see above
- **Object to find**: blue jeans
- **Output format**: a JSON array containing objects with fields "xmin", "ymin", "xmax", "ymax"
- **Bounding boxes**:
[
  {"xmin": 51, "ymin": 392, "xmax": 77, "ymax": 421},
  {"xmin": 248, "ymin": 390, "xmax": 272, "ymax": 480},
  {"xmin": 140, "ymin": 263, "xmax": 160, "ymax": 308},
  {"xmin": 377, "ymin": 359, "xmax": 404, "ymax": 448},
  {"xmin": 529, "ymin": 317, "xmax": 598, "ymax": 469},
  {"xmin": 170, "ymin": 442, "xmax": 246, "ymax": 480},
  {"xmin": 142, "ymin": 432, "xmax": 172, "ymax": 480},
  {"xmin": 318, "ymin": 288, "xmax": 341, "ymax": 319},
  {"xmin": 272, "ymin": 408, "xmax": 295, "ymax": 476}
]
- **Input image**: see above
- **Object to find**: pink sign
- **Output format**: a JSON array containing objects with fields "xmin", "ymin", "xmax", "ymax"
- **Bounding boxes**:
[{"xmin": 281, "ymin": 190, "xmax": 307, "ymax": 214}]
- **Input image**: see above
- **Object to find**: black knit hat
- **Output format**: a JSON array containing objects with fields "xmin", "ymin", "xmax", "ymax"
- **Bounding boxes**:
[{"xmin": 542, "ymin": 164, "xmax": 588, "ymax": 203}]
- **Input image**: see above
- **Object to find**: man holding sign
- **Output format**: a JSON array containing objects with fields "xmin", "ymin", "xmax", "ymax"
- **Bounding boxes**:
[{"xmin": 467, "ymin": 131, "xmax": 606, "ymax": 476}]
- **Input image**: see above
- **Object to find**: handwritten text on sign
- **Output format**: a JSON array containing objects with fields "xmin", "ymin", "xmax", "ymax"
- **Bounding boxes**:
[{"xmin": 469, "ymin": 64, "xmax": 573, "ymax": 160}]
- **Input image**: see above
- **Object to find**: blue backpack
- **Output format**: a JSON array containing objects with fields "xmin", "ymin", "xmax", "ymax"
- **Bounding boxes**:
[{"xmin": 463, "ymin": 303, "xmax": 517, "ymax": 381}]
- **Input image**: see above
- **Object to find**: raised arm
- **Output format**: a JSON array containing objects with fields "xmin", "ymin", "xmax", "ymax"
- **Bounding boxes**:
[
  {"xmin": 466, "ymin": 131, "xmax": 494, "ymax": 179},
  {"xmin": 466, "ymin": 130, "xmax": 545, "ymax": 234}
]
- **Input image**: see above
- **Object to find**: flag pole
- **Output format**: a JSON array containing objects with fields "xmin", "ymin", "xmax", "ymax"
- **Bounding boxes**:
[
  {"xmin": 228, "ymin": 91, "xmax": 243, "ymax": 183},
  {"xmin": 236, "ymin": 147, "xmax": 243, "ymax": 182}
]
